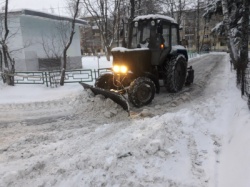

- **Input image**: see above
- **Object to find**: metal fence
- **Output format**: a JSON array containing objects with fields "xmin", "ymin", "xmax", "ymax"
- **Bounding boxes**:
[
  {"xmin": 14, "ymin": 72, "xmax": 46, "ymax": 85},
  {"xmin": 7, "ymin": 52, "xmax": 204, "ymax": 87},
  {"xmin": 188, "ymin": 52, "xmax": 198, "ymax": 59},
  {"xmin": 187, "ymin": 51, "xmax": 210, "ymax": 59},
  {"xmin": 13, "ymin": 69, "xmax": 99, "ymax": 87},
  {"xmin": 47, "ymin": 69, "xmax": 94, "ymax": 87}
]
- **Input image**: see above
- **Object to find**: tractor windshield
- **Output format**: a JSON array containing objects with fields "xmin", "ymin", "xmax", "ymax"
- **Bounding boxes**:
[
  {"xmin": 131, "ymin": 19, "xmax": 171, "ymax": 49},
  {"xmin": 131, "ymin": 20, "xmax": 151, "ymax": 49}
]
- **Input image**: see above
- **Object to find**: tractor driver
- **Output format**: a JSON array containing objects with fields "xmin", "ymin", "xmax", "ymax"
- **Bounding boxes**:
[
  {"xmin": 156, "ymin": 21, "xmax": 165, "ymax": 47},
  {"xmin": 137, "ymin": 20, "xmax": 165, "ymax": 49}
]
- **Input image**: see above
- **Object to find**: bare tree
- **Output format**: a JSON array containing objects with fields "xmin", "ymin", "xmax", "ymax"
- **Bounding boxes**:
[
  {"xmin": 82, "ymin": 0, "xmax": 121, "ymax": 60},
  {"xmin": 236, "ymin": 0, "xmax": 249, "ymax": 94},
  {"xmin": 127, "ymin": 0, "xmax": 135, "ymax": 48},
  {"xmin": 160, "ymin": 0, "xmax": 189, "ymax": 23},
  {"xmin": 160, "ymin": 0, "xmax": 175, "ymax": 17},
  {"xmin": 204, "ymin": 0, "xmax": 249, "ymax": 95},
  {"xmin": 199, "ymin": 17, "xmax": 208, "ymax": 51},
  {"xmin": 135, "ymin": 0, "xmax": 162, "ymax": 15},
  {"xmin": 65, "ymin": 0, "xmax": 87, "ymax": 17},
  {"xmin": 60, "ymin": 0, "xmax": 81, "ymax": 86},
  {"xmin": 0, "ymin": 0, "xmax": 15, "ymax": 85},
  {"xmin": 39, "ymin": 33, "xmax": 63, "ymax": 60},
  {"xmin": 195, "ymin": 0, "xmax": 201, "ymax": 53}
]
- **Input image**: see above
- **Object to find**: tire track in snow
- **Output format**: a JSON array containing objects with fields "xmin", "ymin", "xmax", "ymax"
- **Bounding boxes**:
[
  {"xmin": 130, "ymin": 53, "xmax": 226, "ymax": 117},
  {"xmin": 188, "ymin": 135, "xmax": 207, "ymax": 187}
]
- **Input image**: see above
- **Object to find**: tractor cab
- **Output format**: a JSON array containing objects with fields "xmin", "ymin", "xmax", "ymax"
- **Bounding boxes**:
[
  {"xmin": 92, "ymin": 14, "xmax": 193, "ymax": 108},
  {"xmin": 128, "ymin": 15, "xmax": 188, "ymax": 67},
  {"xmin": 131, "ymin": 15, "xmax": 179, "ymax": 51}
]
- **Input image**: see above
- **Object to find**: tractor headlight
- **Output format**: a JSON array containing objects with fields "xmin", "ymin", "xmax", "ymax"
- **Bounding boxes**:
[
  {"xmin": 120, "ymin": 66, "xmax": 128, "ymax": 73},
  {"xmin": 113, "ymin": 65, "xmax": 128, "ymax": 74},
  {"xmin": 113, "ymin": 65, "xmax": 120, "ymax": 73}
]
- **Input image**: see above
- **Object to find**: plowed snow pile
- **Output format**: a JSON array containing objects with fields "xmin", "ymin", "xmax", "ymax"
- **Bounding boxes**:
[{"xmin": 1, "ymin": 53, "xmax": 250, "ymax": 187}]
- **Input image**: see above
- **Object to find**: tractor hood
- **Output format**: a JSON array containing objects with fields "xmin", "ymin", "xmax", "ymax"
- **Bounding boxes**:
[
  {"xmin": 111, "ymin": 47, "xmax": 151, "ymax": 75},
  {"xmin": 111, "ymin": 47, "xmax": 150, "ymax": 53}
]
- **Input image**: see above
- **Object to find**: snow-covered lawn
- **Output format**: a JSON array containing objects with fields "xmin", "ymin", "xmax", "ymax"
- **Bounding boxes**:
[
  {"xmin": 82, "ymin": 56, "xmax": 112, "ymax": 70},
  {"xmin": 0, "ymin": 53, "xmax": 250, "ymax": 187},
  {"xmin": 0, "ymin": 83, "xmax": 82, "ymax": 104}
]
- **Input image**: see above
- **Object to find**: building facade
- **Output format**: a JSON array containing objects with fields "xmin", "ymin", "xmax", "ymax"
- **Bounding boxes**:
[
  {"xmin": 80, "ymin": 16, "xmax": 105, "ymax": 55},
  {"xmin": 177, "ymin": 8, "xmax": 250, "ymax": 52},
  {"xmin": 176, "ymin": 9, "xmax": 228, "ymax": 52},
  {"xmin": 2, "ymin": 9, "xmax": 87, "ymax": 71}
]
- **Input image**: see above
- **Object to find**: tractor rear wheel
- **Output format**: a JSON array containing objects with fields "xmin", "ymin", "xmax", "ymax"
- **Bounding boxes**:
[
  {"xmin": 95, "ymin": 74, "xmax": 115, "ymax": 90},
  {"xmin": 165, "ymin": 55, "xmax": 187, "ymax": 93},
  {"xmin": 128, "ymin": 77, "xmax": 156, "ymax": 107}
]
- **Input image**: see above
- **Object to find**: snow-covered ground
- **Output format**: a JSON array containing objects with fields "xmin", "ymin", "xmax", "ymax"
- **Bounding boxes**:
[{"xmin": 0, "ymin": 53, "xmax": 250, "ymax": 187}]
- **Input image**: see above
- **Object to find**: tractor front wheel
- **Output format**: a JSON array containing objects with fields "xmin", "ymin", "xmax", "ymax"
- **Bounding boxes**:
[{"xmin": 128, "ymin": 77, "xmax": 156, "ymax": 107}]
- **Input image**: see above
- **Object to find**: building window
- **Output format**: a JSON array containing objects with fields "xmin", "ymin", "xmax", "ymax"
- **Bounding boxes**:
[
  {"xmin": 185, "ymin": 35, "xmax": 194, "ymax": 40},
  {"xmin": 38, "ymin": 58, "xmax": 61, "ymax": 71},
  {"xmin": 204, "ymin": 35, "xmax": 209, "ymax": 38},
  {"xmin": 185, "ymin": 27, "xmax": 194, "ymax": 35},
  {"xmin": 220, "ymin": 41, "xmax": 227, "ymax": 46}
]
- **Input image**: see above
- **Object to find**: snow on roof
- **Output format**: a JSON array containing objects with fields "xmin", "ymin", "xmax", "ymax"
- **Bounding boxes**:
[
  {"xmin": 8, "ymin": 9, "xmax": 88, "ymax": 26},
  {"xmin": 211, "ymin": 21, "xmax": 224, "ymax": 33},
  {"xmin": 133, "ymin": 14, "xmax": 177, "ymax": 24},
  {"xmin": 111, "ymin": 47, "xmax": 150, "ymax": 52}
]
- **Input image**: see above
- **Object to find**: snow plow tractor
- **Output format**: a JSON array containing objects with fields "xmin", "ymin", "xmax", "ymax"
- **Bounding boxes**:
[{"xmin": 80, "ymin": 14, "xmax": 194, "ymax": 111}]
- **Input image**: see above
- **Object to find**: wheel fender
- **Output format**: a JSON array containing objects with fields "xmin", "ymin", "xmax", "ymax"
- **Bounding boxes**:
[{"xmin": 170, "ymin": 47, "xmax": 188, "ymax": 61}]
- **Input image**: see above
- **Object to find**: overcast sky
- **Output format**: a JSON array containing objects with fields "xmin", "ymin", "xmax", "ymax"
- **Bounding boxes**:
[{"xmin": 9, "ymin": 0, "xmax": 69, "ymax": 16}]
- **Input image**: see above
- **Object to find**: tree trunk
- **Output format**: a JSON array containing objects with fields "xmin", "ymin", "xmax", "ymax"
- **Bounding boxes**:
[
  {"xmin": 127, "ymin": 0, "xmax": 135, "ymax": 48},
  {"xmin": 122, "ymin": 19, "xmax": 127, "ymax": 47},
  {"xmin": 196, "ymin": 0, "xmax": 200, "ymax": 53},
  {"xmin": 0, "ymin": 50, "xmax": 2, "ymax": 72},
  {"xmin": 200, "ymin": 19, "xmax": 207, "ymax": 52},
  {"xmin": 3, "ymin": 0, "xmax": 10, "ymax": 70},
  {"xmin": 239, "ymin": 0, "xmax": 249, "ymax": 95},
  {"xmin": 221, "ymin": 0, "xmax": 237, "ymax": 66},
  {"xmin": 60, "ymin": 0, "xmax": 80, "ymax": 86}
]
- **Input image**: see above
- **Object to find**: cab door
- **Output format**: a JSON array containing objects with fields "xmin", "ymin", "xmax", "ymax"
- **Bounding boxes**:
[{"xmin": 155, "ymin": 20, "xmax": 171, "ymax": 65}]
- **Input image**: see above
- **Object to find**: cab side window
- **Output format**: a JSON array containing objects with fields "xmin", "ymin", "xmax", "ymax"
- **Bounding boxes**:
[
  {"xmin": 171, "ymin": 25, "xmax": 178, "ymax": 46},
  {"xmin": 162, "ymin": 24, "xmax": 170, "ymax": 47}
]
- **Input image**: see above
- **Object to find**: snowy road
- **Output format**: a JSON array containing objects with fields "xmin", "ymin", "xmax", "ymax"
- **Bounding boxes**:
[
  {"xmin": 1, "ymin": 53, "xmax": 249, "ymax": 187},
  {"xmin": 0, "ymin": 53, "xmax": 224, "ymax": 122},
  {"xmin": 145, "ymin": 53, "xmax": 225, "ymax": 116}
]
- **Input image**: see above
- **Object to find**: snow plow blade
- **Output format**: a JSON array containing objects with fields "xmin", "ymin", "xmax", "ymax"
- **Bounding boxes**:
[{"xmin": 79, "ymin": 82, "xmax": 129, "ymax": 112}]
